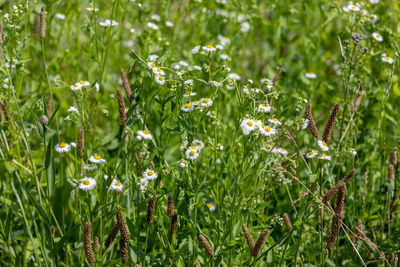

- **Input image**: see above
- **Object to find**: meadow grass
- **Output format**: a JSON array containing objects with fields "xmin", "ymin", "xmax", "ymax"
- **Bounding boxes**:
[{"xmin": 0, "ymin": 0, "xmax": 400, "ymax": 266}]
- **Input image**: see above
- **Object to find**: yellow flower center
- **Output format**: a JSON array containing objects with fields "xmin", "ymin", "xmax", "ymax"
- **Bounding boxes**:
[
  {"xmin": 203, "ymin": 98, "xmax": 209, "ymax": 103},
  {"xmin": 310, "ymin": 151, "xmax": 315, "ymax": 155},
  {"xmin": 143, "ymin": 130, "xmax": 149, "ymax": 135},
  {"xmin": 194, "ymin": 101, "xmax": 200, "ymax": 105},
  {"xmin": 111, "ymin": 21, "xmax": 115, "ymax": 24},
  {"xmin": 262, "ymin": 104, "xmax": 266, "ymax": 107},
  {"xmin": 156, "ymin": 67, "xmax": 162, "ymax": 72},
  {"xmin": 322, "ymin": 153, "xmax": 327, "ymax": 158},
  {"xmin": 281, "ymin": 149, "xmax": 285, "ymax": 152},
  {"xmin": 207, "ymin": 45, "xmax": 213, "ymax": 49},
  {"xmin": 185, "ymin": 103, "xmax": 191, "ymax": 108},
  {"xmin": 273, "ymin": 118, "xmax": 278, "ymax": 121},
  {"xmin": 59, "ymin": 142, "xmax": 67, "ymax": 148},
  {"xmin": 83, "ymin": 179, "xmax": 90, "ymax": 185},
  {"xmin": 158, "ymin": 76, "xmax": 164, "ymax": 81},
  {"xmin": 111, "ymin": 175, "xmax": 114, "ymax": 179},
  {"xmin": 265, "ymin": 127, "xmax": 271, "ymax": 132},
  {"xmin": 207, "ymin": 203, "xmax": 213, "ymax": 209},
  {"xmin": 151, "ymin": 63, "xmax": 156, "ymax": 68},
  {"xmin": 180, "ymin": 70, "xmax": 186, "ymax": 74},
  {"xmin": 79, "ymin": 81, "xmax": 85, "ymax": 85},
  {"xmin": 115, "ymin": 182, "xmax": 121, "ymax": 186},
  {"xmin": 385, "ymin": 57, "xmax": 390, "ymax": 61},
  {"xmin": 90, "ymin": 7, "xmax": 94, "ymax": 10},
  {"xmin": 247, "ymin": 121, "xmax": 253, "ymax": 127},
  {"xmin": 322, "ymin": 142, "xmax": 327, "ymax": 147},
  {"xmin": 187, "ymin": 91, "xmax": 192, "ymax": 95},
  {"xmin": 351, "ymin": 6, "xmax": 356, "ymax": 9},
  {"xmin": 147, "ymin": 171, "xmax": 154, "ymax": 176},
  {"xmin": 189, "ymin": 151, "xmax": 196, "ymax": 156},
  {"xmin": 74, "ymin": 84, "xmax": 79, "ymax": 87},
  {"xmin": 94, "ymin": 156, "xmax": 102, "ymax": 160}
]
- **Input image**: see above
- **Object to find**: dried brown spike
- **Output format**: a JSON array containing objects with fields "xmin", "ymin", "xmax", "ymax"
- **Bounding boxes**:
[
  {"xmin": 121, "ymin": 69, "xmax": 132, "ymax": 99},
  {"xmin": 117, "ymin": 89, "xmax": 127, "ymax": 128},
  {"xmin": 83, "ymin": 222, "xmax": 96, "ymax": 264},
  {"xmin": 168, "ymin": 214, "xmax": 178, "ymax": 244},
  {"xmin": 3, "ymin": 100, "xmax": 12, "ymax": 123},
  {"xmin": 78, "ymin": 128, "xmax": 84, "ymax": 159},
  {"xmin": 198, "ymin": 234, "xmax": 215, "ymax": 258},
  {"xmin": 119, "ymin": 238, "xmax": 129, "ymax": 264},
  {"xmin": 167, "ymin": 196, "xmax": 174, "ymax": 217},
  {"xmin": 352, "ymin": 90, "xmax": 363, "ymax": 113},
  {"xmin": 326, "ymin": 184, "xmax": 346, "ymax": 250},
  {"xmin": 105, "ymin": 221, "xmax": 119, "ymax": 248},
  {"xmin": 342, "ymin": 168, "xmax": 356, "ymax": 184},
  {"xmin": 50, "ymin": 225, "xmax": 55, "ymax": 239},
  {"xmin": 324, "ymin": 169, "xmax": 355, "ymax": 203},
  {"xmin": 242, "ymin": 224, "xmax": 255, "ymax": 251},
  {"xmin": 116, "ymin": 206, "xmax": 130, "ymax": 242},
  {"xmin": 356, "ymin": 219, "xmax": 362, "ymax": 235},
  {"xmin": 146, "ymin": 197, "xmax": 156, "ymax": 226},
  {"xmin": 335, "ymin": 184, "xmax": 346, "ymax": 219},
  {"xmin": 326, "ymin": 218, "xmax": 341, "ymax": 250},
  {"xmin": 40, "ymin": 8, "xmax": 45, "ymax": 39},
  {"xmin": 305, "ymin": 103, "xmax": 319, "ymax": 139},
  {"xmin": 392, "ymin": 147, "xmax": 398, "ymax": 167},
  {"xmin": 388, "ymin": 164, "xmax": 394, "ymax": 183},
  {"xmin": 251, "ymin": 228, "xmax": 269, "ymax": 257},
  {"xmin": 282, "ymin": 213, "xmax": 293, "ymax": 231},
  {"xmin": 0, "ymin": 21, "xmax": 3, "ymax": 45},
  {"xmin": 322, "ymin": 103, "xmax": 341, "ymax": 143},
  {"xmin": 93, "ymin": 236, "xmax": 100, "ymax": 251}
]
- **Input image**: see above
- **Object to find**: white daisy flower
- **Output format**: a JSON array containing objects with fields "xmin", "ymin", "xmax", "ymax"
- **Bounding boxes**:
[
  {"xmin": 139, "ymin": 178, "xmax": 149, "ymax": 191},
  {"xmin": 192, "ymin": 139, "xmax": 204, "ymax": 150},
  {"xmin": 273, "ymin": 148, "xmax": 289, "ymax": 156},
  {"xmin": 216, "ymin": 44, "xmax": 224, "ymax": 50},
  {"xmin": 240, "ymin": 21, "xmax": 250, "ymax": 32},
  {"xmin": 306, "ymin": 150, "xmax": 318, "ymax": 158},
  {"xmin": 109, "ymin": 179, "xmax": 123, "ymax": 191},
  {"xmin": 177, "ymin": 70, "xmax": 187, "ymax": 76},
  {"xmin": 55, "ymin": 142, "xmax": 71, "ymax": 153},
  {"xmin": 352, "ymin": 151, "xmax": 357, "ymax": 156},
  {"xmin": 151, "ymin": 14, "xmax": 161, "ymax": 21},
  {"xmin": 372, "ymin": 32, "xmax": 383, "ymax": 42},
  {"xmin": 147, "ymin": 22, "xmax": 159, "ymax": 30},
  {"xmin": 165, "ymin": 21, "xmax": 174, "ymax": 27},
  {"xmin": 220, "ymin": 54, "xmax": 230, "ymax": 60},
  {"xmin": 153, "ymin": 67, "xmax": 165, "ymax": 76},
  {"xmin": 193, "ymin": 65, "xmax": 202, "ymax": 71},
  {"xmin": 302, "ymin": 119, "xmax": 310, "ymax": 130},
  {"xmin": 99, "ymin": 20, "xmax": 118, "ymax": 27},
  {"xmin": 268, "ymin": 117, "xmax": 282, "ymax": 126},
  {"xmin": 207, "ymin": 202, "xmax": 216, "ymax": 211},
  {"xmin": 228, "ymin": 73, "xmax": 241, "ymax": 81},
  {"xmin": 181, "ymin": 103, "xmax": 194, "ymax": 112},
  {"xmin": 369, "ymin": 14, "xmax": 377, "ymax": 23},
  {"xmin": 137, "ymin": 130, "xmax": 153, "ymax": 140},
  {"xmin": 79, "ymin": 177, "xmax": 96, "ymax": 191},
  {"xmin": 200, "ymin": 98, "xmax": 213, "ymax": 107},
  {"xmin": 70, "ymin": 83, "xmax": 82, "ymax": 91},
  {"xmin": 185, "ymin": 147, "xmax": 200, "ymax": 160},
  {"xmin": 240, "ymin": 118, "xmax": 258, "ymax": 135},
  {"xmin": 347, "ymin": 3, "xmax": 360, "ymax": 11},
  {"xmin": 179, "ymin": 61, "xmax": 189, "ymax": 67},
  {"xmin": 305, "ymin": 72, "xmax": 317, "ymax": 79},
  {"xmin": 318, "ymin": 140, "xmax": 329, "ymax": 151},
  {"xmin": 147, "ymin": 61, "xmax": 157, "ymax": 70},
  {"xmin": 143, "ymin": 168, "xmax": 158, "ymax": 180},
  {"xmin": 369, "ymin": 0, "xmax": 379, "ymax": 3},
  {"xmin": 104, "ymin": 174, "xmax": 116, "ymax": 180},
  {"xmin": 155, "ymin": 75, "xmax": 166, "ymax": 85},
  {"xmin": 84, "ymin": 163, "xmax": 98, "ymax": 171},
  {"xmin": 78, "ymin": 80, "xmax": 90, "ymax": 87},
  {"xmin": 184, "ymin": 79, "xmax": 193, "ymax": 85},
  {"xmin": 86, "ymin": 7, "xmax": 100, "ymax": 12},
  {"xmin": 260, "ymin": 124, "xmax": 276, "ymax": 137},
  {"xmin": 192, "ymin": 45, "xmax": 201, "ymax": 54},
  {"xmin": 202, "ymin": 45, "xmax": 217, "ymax": 52},
  {"xmin": 382, "ymin": 56, "xmax": 394, "ymax": 64},
  {"xmin": 319, "ymin": 153, "xmax": 331, "ymax": 160},
  {"xmin": 70, "ymin": 142, "xmax": 76, "ymax": 147},
  {"xmin": 67, "ymin": 106, "xmax": 79, "ymax": 113},
  {"xmin": 210, "ymin": 80, "xmax": 222, "ymax": 87},
  {"xmin": 89, "ymin": 155, "xmax": 106, "ymax": 164},
  {"xmin": 148, "ymin": 55, "xmax": 159, "ymax": 61},
  {"xmin": 55, "ymin": 13, "xmax": 66, "ymax": 20},
  {"xmin": 183, "ymin": 91, "xmax": 197, "ymax": 98},
  {"xmin": 258, "ymin": 103, "xmax": 271, "ymax": 113},
  {"xmin": 218, "ymin": 35, "xmax": 231, "ymax": 46},
  {"xmin": 179, "ymin": 162, "xmax": 187, "ymax": 168},
  {"xmin": 180, "ymin": 140, "xmax": 188, "ymax": 151}
]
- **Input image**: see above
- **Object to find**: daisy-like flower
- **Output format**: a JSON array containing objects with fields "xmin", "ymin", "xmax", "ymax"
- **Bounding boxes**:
[
  {"xmin": 369, "ymin": 0, "xmax": 379, "ymax": 3},
  {"xmin": 147, "ymin": 22, "xmax": 159, "ymax": 30},
  {"xmin": 104, "ymin": 174, "xmax": 116, "ymax": 180},
  {"xmin": 200, "ymin": 98, "xmax": 213, "ymax": 107},
  {"xmin": 137, "ymin": 130, "xmax": 153, "ymax": 140},
  {"xmin": 55, "ymin": 13, "xmax": 66, "ymax": 20},
  {"xmin": 153, "ymin": 67, "xmax": 165, "ymax": 76},
  {"xmin": 109, "ymin": 179, "xmax": 123, "ymax": 191},
  {"xmin": 179, "ymin": 61, "xmax": 189, "ymax": 67},
  {"xmin": 202, "ymin": 45, "xmax": 217, "ymax": 52},
  {"xmin": 210, "ymin": 80, "xmax": 222, "ymax": 87},
  {"xmin": 320, "ymin": 153, "xmax": 332, "ymax": 161},
  {"xmin": 220, "ymin": 54, "xmax": 230, "ymax": 60},
  {"xmin": 382, "ymin": 55, "xmax": 394, "ymax": 64},
  {"xmin": 68, "ymin": 106, "xmax": 79, "ymax": 113},
  {"xmin": 55, "ymin": 142, "xmax": 71, "ymax": 153},
  {"xmin": 305, "ymin": 72, "xmax": 317, "ymax": 79},
  {"xmin": 78, "ymin": 80, "xmax": 90, "ymax": 87},
  {"xmin": 192, "ymin": 45, "xmax": 201, "ymax": 54},
  {"xmin": 84, "ymin": 163, "xmax": 98, "ymax": 171},
  {"xmin": 177, "ymin": 70, "xmax": 187, "ymax": 76},
  {"xmin": 99, "ymin": 20, "xmax": 118, "ymax": 27},
  {"xmin": 143, "ymin": 168, "xmax": 158, "ymax": 180},
  {"xmin": 151, "ymin": 14, "xmax": 161, "ymax": 21},
  {"xmin": 182, "ymin": 103, "xmax": 194, "ymax": 112},
  {"xmin": 155, "ymin": 75, "xmax": 166, "ymax": 85},
  {"xmin": 192, "ymin": 100, "xmax": 201, "ymax": 106},
  {"xmin": 318, "ymin": 140, "xmax": 329, "ymax": 151},
  {"xmin": 216, "ymin": 44, "xmax": 224, "ymax": 50},
  {"xmin": 240, "ymin": 21, "xmax": 250, "ymax": 32},
  {"xmin": 268, "ymin": 117, "xmax": 282, "ymax": 126},
  {"xmin": 346, "ymin": 3, "xmax": 360, "ymax": 11},
  {"xmin": 193, "ymin": 65, "xmax": 202, "ymax": 71},
  {"xmin": 70, "ymin": 83, "xmax": 82, "ymax": 91},
  {"xmin": 180, "ymin": 140, "xmax": 188, "ymax": 150},
  {"xmin": 369, "ymin": 14, "xmax": 377, "ymax": 23},
  {"xmin": 185, "ymin": 147, "xmax": 200, "ymax": 160},
  {"xmin": 207, "ymin": 202, "xmax": 216, "ymax": 211},
  {"xmin": 273, "ymin": 148, "xmax": 289, "ymax": 156},
  {"xmin": 306, "ymin": 150, "xmax": 318, "ymax": 158},
  {"xmin": 147, "ymin": 61, "xmax": 157, "ymax": 70},
  {"xmin": 79, "ymin": 177, "xmax": 96, "ymax": 191},
  {"xmin": 192, "ymin": 139, "xmax": 205, "ymax": 150},
  {"xmin": 259, "ymin": 124, "xmax": 276, "ymax": 137},
  {"xmin": 165, "ymin": 21, "xmax": 174, "ymax": 27},
  {"xmin": 372, "ymin": 32, "xmax": 383, "ymax": 42},
  {"xmin": 183, "ymin": 91, "xmax": 197, "ymax": 98},
  {"xmin": 148, "ymin": 55, "xmax": 159, "ymax": 61},
  {"xmin": 258, "ymin": 103, "xmax": 271, "ymax": 113},
  {"xmin": 139, "ymin": 178, "xmax": 149, "ymax": 191},
  {"xmin": 184, "ymin": 79, "xmax": 194, "ymax": 85},
  {"xmin": 228, "ymin": 73, "xmax": 241, "ymax": 81},
  {"xmin": 218, "ymin": 35, "xmax": 231, "ymax": 46},
  {"xmin": 70, "ymin": 142, "xmax": 77, "ymax": 147},
  {"xmin": 240, "ymin": 118, "xmax": 258, "ymax": 135},
  {"xmin": 89, "ymin": 155, "xmax": 106, "ymax": 164},
  {"xmin": 86, "ymin": 7, "xmax": 100, "ymax": 12}
]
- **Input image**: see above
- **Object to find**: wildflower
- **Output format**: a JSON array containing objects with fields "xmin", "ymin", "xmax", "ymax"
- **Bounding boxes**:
[
  {"xmin": 320, "ymin": 153, "xmax": 331, "ymax": 160},
  {"xmin": 192, "ymin": 45, "xmax": 201, "ymax": 54},
  {"xmin": 140, "ymin": 178, "xmax": 149, "ymax": 191},
  {"xmin": 79, "ymin": 177, "xmax": 96, "ymax": 191},
  {"xmin": 143, "ymin": 168, "xmax": 158, "ymax": 180},
  {"xmin": 240, "ymin": 21, "xmax": 250, "ymax": 32},
  {"xmin": 177, "ymin": 70, "xmax": 187, "ymax": 76},
  {"xmin": 179, "ymin": 61, "xmax": 189, "ymax": 67},
  {"xmin": 346, "ymin": 3, "xmax": 360, "ymax": 12},
  {"xmin": 260, "ymin": 124, "xmax": 276, "ymax": 137},
  {"xmin": 68, "ymin": 106, "xmax": 79, "ymax": 112},
  {"xmin": 200, "ymin": 98, "xmax": 213, "ymax": 107},
  {"xmin": 185, "ymin": 147, "xmax": 200, "ymax": 160},
  {"xmin": 240, "ymin": 119, "xmax": 258, "ymax": 135},
  {"xmin": 305, "ymin": 72, "xmax": 317, "ymax": 79},
  {"xmin": 228, "ymin": 73, "xmax": 241, "ymax": 81},
  {"xmin": 147, "ymin": 61, "xmax": 157, "ymax": 70},
  {"xmin": 369, "ymin": 14, "xmax": 377, "ymax": 23},
  {"xmin": 184, "ymin": 79, "xmax": 193, "ymax": 85},
  {"xmin": 153, "ymin": 67, "xmax": 165, "ymax": 76},
  {"xmin": 216, "ymin": 44, "xmax": 224, "ymax": 50},
  {"xmin": 273, "ymin": 148, "xmax": 289, "ymax": 156},
  {"xmin": 258, "ymin": 103, "xmax": 271, "ymax": 113},
  {"xmin": 165, "ymin": 21, "xmax": 174, "ymax": 27},
  {"xmin": 99, "ymin": 20, "xmax": 118, "ymax": 27},
  {"xmin": 207, "ymin": 202, "xmax": 216, "ymax": 211},
  {"xmin": 70, "ymin": 142, "xmax": 76, "ymax": 147},
  {"xmin": 55, "ymin": 142, "xmax": 71, "ymax": 153},
  {"xmin": 179, "ymin": 162, "xmax": 187, "ymax": 168},
  {"xmin": 220, "ymin": 54, "xmax": 230, "ymax": 60},
  {"xmin": 210, "ymin": 80, "xmax": 222, "ymax": 87},
  {"xmin": 137, "ymin": 130, "xmax": 153, "ymax": 140},
  {"xmin": 183, "ymin": 91, "xmax": 197, "ymax": 98},
  {"xmin": 89, "ymin": 155, "xmax": 106, "ymax": 164},
  {"xmin": 155, "ymin": 75, "xmax": 166, "ymax": 85},
  {"xmin": 70, "ymin": 83, "xmax": 82, "ymax": 91},
  {"xmin": 302, "ymin": 118, "xmax": 310, "ymax": 130},
  {"xmin": 147, "ymin": 22, "xmax": 159, "ymax": 30},
  {"xmin": 193, "ymin": 65, "xmax": 202, "ymax": 71},
  {"xmin": 369, "ymin": 0, "xmax": 379, "ymax": 3},
  {"xmin": 180, "ymin": 140, "xmax": 188, "ymax": 150},
  {"xmin": 306, "ymin": 150, "xmax": 318, "ymax": 158},
  {"xmin": 104, "ymin": 174, "xmax": 116, "ymax": 180},
  {"xmin": 218, "ymin": 34, "xmax": 231, "ymax": 46},
  {"xmin": 318, "ymin": 140, "xmax": 329, "ymax": 151},
  {"xmin": 268, "ymin": 117, "xmax": 282, "ymax": 126},
  {"xmin": 192, "ymin": 139, "xmax": 205, "ymax": 150},
  {"xmin": 202, "ymin": 45, "xmax": 217, "ymax": 52},
  {"xmin": 84, "ymin": 163, "xmax": 98, "ymax": 171},
  {"xmin": 86, "ymin": 7, "xmax": 99, "ymax": 12},
  {"xmin": 382, "ymin": 55, "xmax": 394, "ymax": 64},
  {"xmin": 148, "ymin": 55, "xmax": 159, "ymax": 61},
  {"xmin": 372, "ymin": 32, "xmax": 383, "ymax": 42},
  {"xmin": 55, "ymin": 13, "xmax": 66, "ymax": 20},
  {"xmin": 151, "ymin": 14, "xmax": 161, "ymax": 21},
  {"xmin": 109, "ymin": 179, "xmax": 123, "ymax": 191},
  {"xmin": 182, "ymin": 103, "xmax": 194, "ymax": 112}
]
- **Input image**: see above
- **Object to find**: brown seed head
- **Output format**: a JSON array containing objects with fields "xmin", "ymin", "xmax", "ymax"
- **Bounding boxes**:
[
  {"xmin": 167, "ymin": 196, "xmax": 174, "ymax": 217},
  {"xmin": 305, "ymin": 103, "xmax": 319, "ymax": 139},
  {"xmin": 322, "ymin": 103, "xmax": 341, "ymax": 142},
  {"xmin": 93, "ymin": 236, "xmax": 100, "ymax": 251},
  {"xmin": 242, "ymin": 224, "xmax": 255, "ymax": 251},
  {"xmin": 168, "ymin": 214, "xmax": 178, "ymax": 244},
  {"xmin": 121, "ymin": 69, "xmax": 132, "ymax": 100},
  {"xmin": 392, "ymin": 147, "xmax": 398, "ymax": 167},
  {"xmin": 40, "ymin": 8, "xmax": 46, "ymax": 39},
  {"xmin": 116, "ymin": 206, "xmax": 130, "ymax": 242},
  {"xmin": 117, "ymin": 89, "xmax": 126, "ymax": 128},
  {"xmin": 83, "ymin": 222, "xmax": 96, "ymax": 264},
  {"xmin": 251, "ymin": 228, "xmax": 269, "ymax": 257},
  {"xmin": 198, "ymin": 234, "xmax": 215, "ymax": 258},
  {"xmin": 352, "ymin": 90, "xmax": 363, "ymax": 113},
  {"xmin": 105, "ymin": 221, "xmax": 120, "ymax": 248},
  {"xmin": 282, "ymin": 213, "xmax": 293, "ymax": 231},
  {"xmin": 146, "ymin": 197, "xmax": 156, "ymax": 226},
  {"xmin": 119, "ymin": 238, "xmax": 129, "ymax": 264},
  {"xmin": 388, "ymin": 164, "xmax": 394, "ymax": 183}
]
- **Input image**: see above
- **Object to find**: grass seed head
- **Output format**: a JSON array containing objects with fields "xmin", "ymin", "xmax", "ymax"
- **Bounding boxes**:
[
  {"xmin": 83, "ymin": 222, "xmax": 96, "ymax": 264},
  {"xmin": 198, "ymin": 234, "xmax": 215, "ymax": 258},
  {"xmin": 322, "ymin": 103, "xmax": 341, "ymax": 143}
]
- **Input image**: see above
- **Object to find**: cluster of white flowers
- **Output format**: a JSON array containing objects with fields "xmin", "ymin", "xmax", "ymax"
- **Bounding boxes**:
[
  {"xmin": 139, "ymin": 167, "xmax": 158, "ymax": 191},
  {"xmin": 70, "ymin": 80, "xmax": 90, "ymax": 91},
  {"xmin": 147, "ymin": 60, "xmax": 166, "ymax": 85},
  {"xmin": 137, "ymin": 129, "xmax": 153, "ymax": 140},
  {"xmin": 99, "ymin": 19, "xmax": 118, "ymax": 27},
  {"xmin": 240, "ymin": 118, "xmax": 280, "ymax": 136},
  {"xmin": 183, "ymin": 139, "xmax": 205, "ymax": 161}
]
